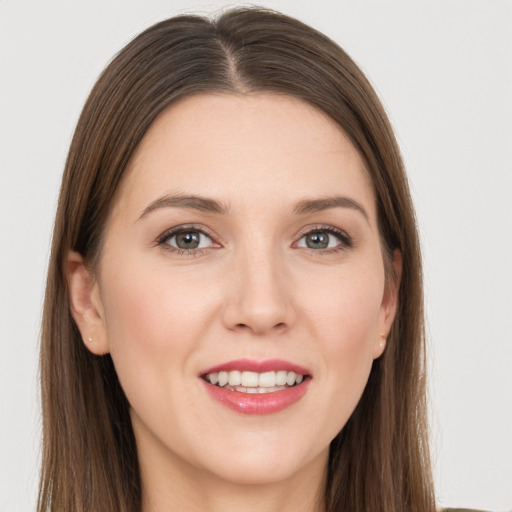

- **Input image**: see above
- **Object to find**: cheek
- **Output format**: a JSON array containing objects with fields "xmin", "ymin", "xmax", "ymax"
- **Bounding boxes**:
[
  {"xmin": 102, "ymin": 258, "xmax": 215, "ymax": 349},
  {"xmin": 302, "ymin": 266, "xmax": 384, "ymax": 405},
  {"xmin": 98, "ymin": 259, "xmax": 218, "ymax": 407},
  {"xmin": 305, "ymin": 265, "xmax": 384, "ymax": 344},
  {"xmin": 97, "ymin": 258, "xmax": 227, "ymax": 461}
]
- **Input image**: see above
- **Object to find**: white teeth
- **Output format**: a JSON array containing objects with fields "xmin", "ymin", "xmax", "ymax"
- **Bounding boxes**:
[
  {"xmin": 218, "ymin": 371, "xmax": 228, "ymax": 387},
  {"xmin": 224, "ymin": 385, "xmax": 287, "ymax": 393},
  {"xmin": 241, "ymin": 371, "xmax": 259, "ymax": 387},
  {"xmin": 228, "ymin": 370, "xmax": 242, "ymax": 386},
  {"xmin": 206, "ymin": 369, "xmax": 306, "ymax": 391},
  {"xmin": 275, "ymin": 370, "xmax": 287, "ymax": 386},
  {"xmin": 258, "ymin": 371, "xmax": 276, "ymax": 387},
  {"xmin": 259, "ymin": 386, "xmax": 281, "ymax": 393}
]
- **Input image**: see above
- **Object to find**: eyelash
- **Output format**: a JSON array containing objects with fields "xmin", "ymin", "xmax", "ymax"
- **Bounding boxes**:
[
  {"xmin": 156, "ymin": 224, "xmax": 352, "ymax": 256},
  {"xmin": 295, "ymin": 225, "xmax": 353, "ymax": 255},
  {"xmin": 156, "ymin": 225, "xmax": 219, "ymax": 256}
]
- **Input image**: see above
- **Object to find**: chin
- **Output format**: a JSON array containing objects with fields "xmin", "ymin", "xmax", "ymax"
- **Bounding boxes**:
[
  {"xmin": 188, "ymin": 430, "xmax": 329, "ymax": 487},
  {"xmin": 200, "ymin": 450, "xmax": 313, "ymax": 486}
]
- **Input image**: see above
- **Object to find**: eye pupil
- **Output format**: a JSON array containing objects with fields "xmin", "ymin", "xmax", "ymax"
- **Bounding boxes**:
[
  {"xmin": 306, "ymin": 232, "xmax": 329, "ymax": 249},
  {"xmin": 176, "ymin": 231, "xmax": 200, "ymax": 249}
]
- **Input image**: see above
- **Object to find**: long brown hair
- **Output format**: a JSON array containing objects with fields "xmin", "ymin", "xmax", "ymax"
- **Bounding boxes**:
[{"xmin": 39, "ymin": 7, "xmax": 435, "ymax": 511}]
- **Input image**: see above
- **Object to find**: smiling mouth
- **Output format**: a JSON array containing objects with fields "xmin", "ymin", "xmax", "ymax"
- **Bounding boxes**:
[
  {"xmin": 201, "ymin": 361, "xmax": 311, "ymax": 414},
  {"xmin": 202, "ymin": 370, "xmax": 306, "ymax": 394}
]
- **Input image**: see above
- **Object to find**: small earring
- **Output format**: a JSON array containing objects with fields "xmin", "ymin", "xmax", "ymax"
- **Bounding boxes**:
[{"xmin": 87, "ymin": 337, "xmax": 93, "ymax": 343}]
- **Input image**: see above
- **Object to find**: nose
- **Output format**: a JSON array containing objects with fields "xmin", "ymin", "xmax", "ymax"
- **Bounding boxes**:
[{"xmin": 222, "ymin": 248, "xmax": 295, "ymax": 336}]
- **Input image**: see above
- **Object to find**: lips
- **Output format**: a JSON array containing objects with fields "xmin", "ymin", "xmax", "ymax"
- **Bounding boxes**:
[
  {"xmin": 200, "ymin": 359, "xmax": 311, "ymax": 415},
  {"xmin": 202, "ymin": 359, "xmax": 310, "ymax": 375}
]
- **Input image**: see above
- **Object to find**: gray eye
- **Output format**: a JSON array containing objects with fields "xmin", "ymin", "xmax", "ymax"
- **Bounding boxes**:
[
  {"xmin": 305, "ymin": 232, "xmax": 329, "ymax": 249},
  {"xmin": 297, "ymin": 230, "xmax": 344, "ymax": 250}
]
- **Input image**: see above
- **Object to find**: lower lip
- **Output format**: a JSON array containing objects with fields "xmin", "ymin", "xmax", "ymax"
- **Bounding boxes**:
[{"xmin": 202, "ymin": 379, "xmax": 310, "ymax": 415}]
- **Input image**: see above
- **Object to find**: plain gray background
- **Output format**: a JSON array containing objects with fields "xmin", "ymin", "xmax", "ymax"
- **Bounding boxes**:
[{"xmin": 1, "ymin": 1, "xmax": 511, "ymax": 511}]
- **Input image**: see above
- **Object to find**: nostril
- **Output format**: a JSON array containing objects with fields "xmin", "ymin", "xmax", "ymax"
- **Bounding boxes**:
[{"xmin": 232, "ymin": 321, "xmax": 288, "ymax": 333}]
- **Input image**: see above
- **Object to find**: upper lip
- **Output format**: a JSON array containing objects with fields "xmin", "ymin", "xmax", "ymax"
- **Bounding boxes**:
[{"xmin": 201, "ymin": 358, "xmax": 311, "ymax": 376}]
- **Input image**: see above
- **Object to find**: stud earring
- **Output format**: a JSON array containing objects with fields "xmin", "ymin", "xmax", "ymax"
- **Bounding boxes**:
[{"xmin": 87, "ymin": 337, "xmax": 93, "ymax": 343}]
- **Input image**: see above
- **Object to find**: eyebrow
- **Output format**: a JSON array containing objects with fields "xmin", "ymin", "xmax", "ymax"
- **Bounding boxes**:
[
  {"xmin": 138, "ymin": 193, "xmax": 369, "ymax": 222},
  {"xmin": 138, "ymin": 194, "xmax": 228, "ymax": 220},
  {"xmin": 294, "ymin": 196, "xmax": 369, "ymax": 222}
]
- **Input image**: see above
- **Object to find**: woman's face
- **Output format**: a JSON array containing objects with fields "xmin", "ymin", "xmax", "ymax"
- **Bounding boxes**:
[{"xmin": 75, "ymin": 93, "xmax": 399, "ymax": 489}]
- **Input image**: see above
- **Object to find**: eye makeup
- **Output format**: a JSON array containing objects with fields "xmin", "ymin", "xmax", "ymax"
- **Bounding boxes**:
[
  {"xmin": 155, "ymin": 221, "xmax": 354, "ymax": 258},
  {"xmin": 156, "ymin": 224, "xmax": 221, "ymax": 256},
  {"xmin": 294, "ymin": 225, "xmax": 353, "ymax": 254}
]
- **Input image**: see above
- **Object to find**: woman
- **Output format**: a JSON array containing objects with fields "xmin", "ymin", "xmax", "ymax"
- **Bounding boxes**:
[{"xmin": 38, "ymin": 7, "xmax": 477, "ymax": 512}]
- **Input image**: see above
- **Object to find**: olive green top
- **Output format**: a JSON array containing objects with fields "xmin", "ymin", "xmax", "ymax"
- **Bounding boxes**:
[{"xmin": 443, "ymin": 508, "xmax": 489, "ymax": 512}]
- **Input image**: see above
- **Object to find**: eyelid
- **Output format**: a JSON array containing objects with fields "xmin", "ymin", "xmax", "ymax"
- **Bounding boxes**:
[
  {"xmin": 155, "ymin": 223, "xmax": 352, "ymax": 255},
  {"xmin": 156, "ymin": 224, "xmax": 221, "ymax": 252},
  {"xmin": 294, "ymin": 224, "xmax": 353, "ymax": 251}
]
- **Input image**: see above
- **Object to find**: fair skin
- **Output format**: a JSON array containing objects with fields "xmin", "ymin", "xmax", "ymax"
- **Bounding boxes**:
[{"xmin": 68, "ymin": 93, "xmax": 401, "ymax": 512}]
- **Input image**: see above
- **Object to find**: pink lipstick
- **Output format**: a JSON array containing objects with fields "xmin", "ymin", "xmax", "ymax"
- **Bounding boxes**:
[
  {"xmin": 202, "ymin": 358, "xmax": 309, "ymax": 375},
  {"xmin": 200, "ymin": 359, "xmax": 311, "ymax": 415}
]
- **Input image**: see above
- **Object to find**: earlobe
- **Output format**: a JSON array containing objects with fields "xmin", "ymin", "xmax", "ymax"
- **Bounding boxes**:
[
  {"xmin": 373, "ymin": 333, "xmax": 387, "ymax": 359},
  {"xmin": 373, "ymin": 249, "xmax": 402, "ymax": 359},
  {"xmin": 67, "ymin": 251, "xmax": 110, "ymax": 355}
]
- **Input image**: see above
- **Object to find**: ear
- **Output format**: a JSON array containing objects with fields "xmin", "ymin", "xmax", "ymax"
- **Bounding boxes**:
[
  {"xmin": 67, "ymin": 251, "xmax": 110, "ymax": 355},
  {"xmin": 373, "ymin": 249, "xmax": 402, "ymax": 359}
]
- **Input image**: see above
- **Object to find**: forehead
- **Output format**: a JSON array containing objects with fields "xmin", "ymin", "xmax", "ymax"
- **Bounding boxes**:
[{"xmin": 116, "ymin": 93, "xmax": 376, "ymax": 220}]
